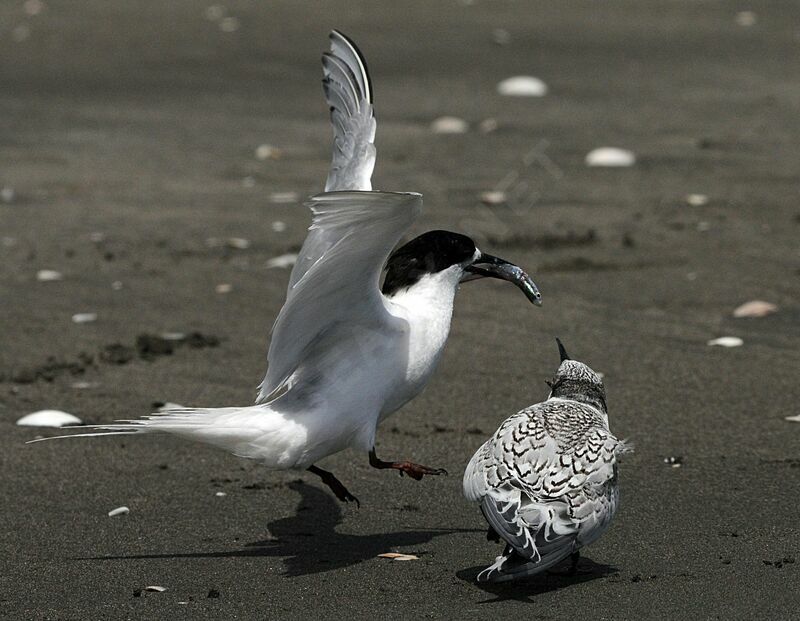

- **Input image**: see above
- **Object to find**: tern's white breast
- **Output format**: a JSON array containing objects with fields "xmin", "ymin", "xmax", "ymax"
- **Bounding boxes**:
[{"xmin": 381, "ymin": 267, "xmax": 462, "ymax": 416}]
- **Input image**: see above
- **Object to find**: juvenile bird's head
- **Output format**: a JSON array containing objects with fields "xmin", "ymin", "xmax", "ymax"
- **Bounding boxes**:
[
  {"xmin": 381, "ymin": 230, "xmax": 541, "ymax": 304},
  {"xmin": 546, "ymin": 338, "xmax": 607, "ymax": 413}
]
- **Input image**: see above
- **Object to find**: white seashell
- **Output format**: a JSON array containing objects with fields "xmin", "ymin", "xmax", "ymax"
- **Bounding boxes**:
[
  {"xmin": 36, "ymin": 269, "xmax": 63, "ymax": 281},
  {"xmin": 72, "ymin": 312, "xmax": 97, "ymax": 324},
  {"xmin": 255, "ymin": 144, "xmax": 280, "ymax": 160},
  {"xmin": 144, "ymin": 586, "xmax": 167, "ymax": 593},
  {"xmin": 269, "ymin": 192, "xmax": 299, "ymax": 204},
  {"xmin": 266, "ymin": 253, "xmax": 298, "ymax": 269},
  {"xmin": 271, "ymin": 220, "xmax": 287, "ymax": 233},
  {"xmin": 497, "ymin": 76, "xmax": 548, "ymax": 97},
  {"xmin": 732, "ymin": 300, "xmax": 777, "ymax": 318},
  {"xmin": 215, "ymin": 491, "xmax": 227, "ymax": 497},
  {"xmin": 785, "ymin": 414, "xmax": 800, "ymax": 423},
  {"xmin": 707, "ymin": 336, "xmax": 743, "ymax": 348},
  {"xmin": 17, "ymin": 410, "xmax": 83, "ymax": 427},
  {"xmin": 215, "ymin": 283, "xmax": 233, "ymax": 294},
  {"xmin": 226, "ymin": 237, "xmax": 250, "ymax": 249},
  {"xmin": 585, "ymin": 147, "xmax": 636, "ymax": 167},
  {"xmin": 430, "ymin": 116, "xmax": 468, "ymax": 134},
  {"xmin": 1, "ymin": 187, "xmax": 16, "ymax": 203},
  {"xmin": 480, "ymin": 191, "xmax": 507, "ymax": 206},
  {"xmin": 686, "ymin": 193, "xmax": 709, "ymax": 207},
  {"xmin": 160, "ymin": 332, "xmax": 186, "ymax": 342},
  {"xmin": 71, "ymin": 381, "xmax": 95, "ymax": 390},
  {"xmin": 111, "ymin": 280, "xmax": 123, "ymax": 290},
  {"xmin": 108, "ymin": 506, "xmax": 129, "ymax": 517}
]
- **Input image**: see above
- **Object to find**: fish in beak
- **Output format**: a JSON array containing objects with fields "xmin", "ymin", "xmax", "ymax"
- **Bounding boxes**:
[{"xmin": 461, "ymin": 253, "xmax": 542, "ymax": 306}]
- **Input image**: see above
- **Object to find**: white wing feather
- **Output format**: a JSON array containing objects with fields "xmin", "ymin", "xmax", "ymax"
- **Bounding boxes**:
[
  {"xmin": 322, "ymin": 30, "xmax": 376, "ymax": 194},
  {"xmin": 257, "ymin": 191, "xmax": 421, "ymax": 402}
]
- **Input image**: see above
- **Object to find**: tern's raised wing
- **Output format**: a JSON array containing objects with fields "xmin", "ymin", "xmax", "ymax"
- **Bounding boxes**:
[
  {"xmin": 286, "ymin": 31, "xmax": 377, "ymax": 292},
  {"xmin": 257, "ymin": 191, "xmax": 421, "ymax": 403},
  {"xmin": 323, "ymin": 30, "xmax": 375, "ymax": 194}
]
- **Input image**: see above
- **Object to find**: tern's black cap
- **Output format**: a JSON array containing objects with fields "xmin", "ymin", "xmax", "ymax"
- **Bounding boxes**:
[{"xmin": 382, "ymin": 230, "xmax": 476, "ymax": 295}]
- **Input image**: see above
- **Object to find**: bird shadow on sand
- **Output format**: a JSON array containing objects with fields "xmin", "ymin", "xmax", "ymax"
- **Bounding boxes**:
[
  {"xmin": 456, "ymin": 557, "xmax": 617, "ymax": 603},
  {"xmin": 79, "ymin": 481, "xmax": 464, "ymax": 577}
]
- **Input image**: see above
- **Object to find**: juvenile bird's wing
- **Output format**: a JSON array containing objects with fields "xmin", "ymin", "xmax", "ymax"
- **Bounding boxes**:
[
  {"xmin": 287, "ymin": 31, "xmax": 377, "ymax": 292},
  {"xmin": 257, "ymin": 191, "xmax": 421, "ymax": 402},
  {"xmin": 322, "ymin": 30, "xmax": 375, "ymax": 193}
]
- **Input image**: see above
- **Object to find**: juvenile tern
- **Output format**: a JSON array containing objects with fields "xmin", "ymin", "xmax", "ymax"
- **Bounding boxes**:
[
  {"xmin": 463, "ymin": 339, "xmax": 629, "ymax": 582},
  {"xmin": 32, "ymin": 31, "xmax": 542, "ymax": 506}
]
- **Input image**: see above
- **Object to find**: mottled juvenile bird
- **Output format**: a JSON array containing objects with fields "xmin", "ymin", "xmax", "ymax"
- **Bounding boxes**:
[
  {"xmin": 32, "ymin": 31, "xmax": 541, "ymax": 506},
  {"xmin": 463, "ymin": 339, "xmax": 629, "ymax": 582}
]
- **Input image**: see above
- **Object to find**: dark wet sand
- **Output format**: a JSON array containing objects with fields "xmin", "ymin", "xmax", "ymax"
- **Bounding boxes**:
[{"xmin": 2, "ymin": 1, "xmax": 799, "ymax": 618}]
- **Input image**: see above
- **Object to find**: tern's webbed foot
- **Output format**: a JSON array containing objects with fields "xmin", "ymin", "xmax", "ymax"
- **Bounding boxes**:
[
  {"xmin": 368, "ymin": 449, "xmax": 447, "ymax": 481},
  {"xmin": 307, "ymin": 465, "xmax": 360, "ymax": 507}
]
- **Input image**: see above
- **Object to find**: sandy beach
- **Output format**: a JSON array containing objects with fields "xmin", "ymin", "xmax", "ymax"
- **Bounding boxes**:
[{"xmin": 2, "ymin": 1, "xmax": 799, "ymax": 618}]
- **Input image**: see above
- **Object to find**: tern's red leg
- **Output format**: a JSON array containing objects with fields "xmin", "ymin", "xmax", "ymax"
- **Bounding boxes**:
[
  {"xmin": 307, "ymin": 465, "xmax": 360, "ymax": 507},
  {"xmin": 368, "ymin": 449, "xmax": 448, "ymax": 480}
]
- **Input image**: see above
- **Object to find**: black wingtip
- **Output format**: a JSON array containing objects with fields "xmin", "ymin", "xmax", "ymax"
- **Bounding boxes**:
[{"xmin": 556, "ymin": 337, "xmax": 570, "ymax": 362}]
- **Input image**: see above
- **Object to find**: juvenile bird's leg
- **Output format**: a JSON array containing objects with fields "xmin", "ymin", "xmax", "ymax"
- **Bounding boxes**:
[
  {"xmin": 368, "ymin": 448, "xmax": 448, "ymax": 480},
  {"xmin": 307, "ymin": 465, "xmax": 360, "ymax": 507},
  {"xmin": 569, "ymin": 551, "xmax": 580, "ymax": 575}
]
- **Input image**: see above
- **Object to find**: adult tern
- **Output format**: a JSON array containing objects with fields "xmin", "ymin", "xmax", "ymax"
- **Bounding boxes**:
[{"xmin": 33, "ymin": 31, "xmax": 542, "ymax": 506}]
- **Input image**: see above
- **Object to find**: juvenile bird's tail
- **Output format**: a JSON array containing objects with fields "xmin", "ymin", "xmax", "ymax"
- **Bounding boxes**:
[{"xmin": 28, "ymin": 405, "xmax": 308, "ymax": 468}]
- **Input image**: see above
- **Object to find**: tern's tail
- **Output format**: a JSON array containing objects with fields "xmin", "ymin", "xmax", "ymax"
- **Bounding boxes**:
[{"xmin": 27, "ymin": 405, "xmax": 308, "ymax": 468}]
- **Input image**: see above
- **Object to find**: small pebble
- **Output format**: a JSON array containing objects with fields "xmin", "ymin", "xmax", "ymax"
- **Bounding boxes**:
[
  {"xmin": 271, "ymin": 220, "xmax": 287, "ymax": 233},
  {"xmin": 1, "ymin": 187, "xmax": 16, "ymax": 203},
  {"xmin": 215, "ymin": 492, "xmax": 227, "ymax": 497},
  {"xmin": 88, "ymin": 231, "xmax": 106, "ymax": 243},
  {"xmin": 732, "ymin": 300, "xmax": 777, "ymax": 318},
  {"xmin": 663, "ymin": 456, "xmax": 683, "ymax": 468},
  {"xmin": 111, "ymin": 280, "xmax": 123, "ymax": 290},
  {"xmin": 108, "ymin": 506, "xmax": 130, "ymax": 517},
  {"xmin": 36, "ymin": 269, "xmax": 63, "ymax": 281},
  {"xmin": 12, "ymin": 25, "xmax": 30, "ymax": 42},
  {"xmin": 707, "ymin": 336, "xmax": 743, "ymax": 348},
  {"xmin": 491, "ymin": 28, "xmax": 511, "ymax": 45},
  {"xmin": 430, "ymin": 116, "xmax": 469, "ymax": 134},
  {"xmin": 479, "ymin": 118, "xmax": 498, "ymax": 133},
  {"xmin": 735, "ymin": 10, "xmax": 757, "ymax": 27},
  {"xmin": 71, "ymin": 381, "xmax": 95, "ymax": 390},
  {"xmin": 72, "ymin": 312, "xmax": 98, "ymax": 324},
  {"xmin": 204, "ymin": 5, "xmax": 224, "ymax": 20},
  {"xmin": 219, "ymin": 16, "xmax": 239, "ymax": 32},
  {"xmin": 215, "ymin": 283, "xmax": 233, "ymax": 294},
  {"xmin": 686, "ymin": 272, "xmax": 697, "ymax": 281},
  {"xmin": 586, "ymin": 147, "xmax": 636, "ymax": 167},
  {"xmin": 2, "ymin": 236, "xmax": 16, "ymax": 247},
  {"xmin": 17, "ymin": 410, "xmax": 83, "ymax": 427},
  {"xmin": 24, "ymin": 0, "xmax": 44, "ymax": 16},
  {"xmin": 269, "ymin": 192, "xmax": 299, "ymax": 204},
  {"xmin": 697, "ymin": 221, "xmax": 711, "ymax": 232},
  {"xmin": 242, "ymin": 176, "xmax": 256, "ymax": 188},
  {"xmin": 266, "ymin": 253, "xmax": 298, "ymax": 269},
  {"xmin": 497, "ymin": 76, "xmax": 548, "ymax": 97}
]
